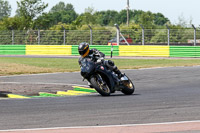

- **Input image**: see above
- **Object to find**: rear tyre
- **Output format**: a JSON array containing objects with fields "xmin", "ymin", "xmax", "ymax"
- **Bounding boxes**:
[
  {"xmin": 121, "ymin": 77, "xmax": 135, "ymax": 95},
  {"xmin": 90, "ymin": 75, "xmax": 110, "ymax": 96}
]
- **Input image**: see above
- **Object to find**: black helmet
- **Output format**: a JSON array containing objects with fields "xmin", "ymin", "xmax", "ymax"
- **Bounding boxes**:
[{"xmin": 78, "ymin": 42, "xmax": 90, "ymax": 57}]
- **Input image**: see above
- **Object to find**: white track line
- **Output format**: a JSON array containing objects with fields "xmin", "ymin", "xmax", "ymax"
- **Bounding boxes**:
[
  {"xmin": 0, "ymin": 82, "xmax": 88, "ymax": 87},
  {"xmin": 1, "ymin": 66, "xmax": 200, "ymax": 78},
  {"xmin": 1, "ymin": 120, "xmax": 200, "ymax": 132},
  {"xmin": 0, "ymin": 71, "xmax": 80, "ymax": 78}
]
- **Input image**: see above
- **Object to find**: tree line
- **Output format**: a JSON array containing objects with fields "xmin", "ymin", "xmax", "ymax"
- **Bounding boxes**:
[
  {"xmin": 0, "ymin": 0, "xmax": 198, "ymax": 45},
  {"xmin": 0, "ymin": 0, "xmax": 188, "ymax": 31}
]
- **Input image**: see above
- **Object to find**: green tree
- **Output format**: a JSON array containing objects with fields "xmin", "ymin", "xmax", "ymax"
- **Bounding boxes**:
[
  {"xmin": 50, "ymin": 2, "xmax": 74, "ymax": 13},
  {"xmin": 118, "ymin": 9, "xmax": 134, "ymax": 25},
  {"xmin": 33, "ymin": 13, "xmax": 53, "ymax": 30},
  {"xmin": 138, "ymin": 11, "xmax": 155, "ymax": 29},
  {"xmin": 16, "ymin": 0, "xmax": 48, "ymax": 29},
  {"xmin": 154, "ymin": 13, "xmax": 169, "ymax": 26},
  {"xmin": 0, "ymin": 16, "xmax": 32, "ymax": 44},
  {"xmin": 34, "ymin": 2, "xmax": 78, "ymax": 29},
  {"xmin": 0, "ymin": 0, "xmax": 11, "ymax": 20},
  {"xmin": 94, "ymin": 10, "xmax": 119, "ymax": 26},
  {"xmin": 0, "ymin": 16, "xmax": 29, "ymax": 30},
  {"xmin": 132, "ymin": 10, "xmax": 145, "ymax": 24},
  {"xmin": 49, "ymin": 22, "xmax": 76, "ymax": 30},
  {"xmin": 80, "ymin": 6, "xmax": 97, "ymax": 25},
  {"xmin": 50, "ymin": 2, "xmax": 77, "ymax": 24}
]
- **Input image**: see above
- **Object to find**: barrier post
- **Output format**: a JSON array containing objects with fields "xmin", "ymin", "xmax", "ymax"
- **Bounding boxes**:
[
  {"xmin": 62, "ymin": 26, "xmax": 66, "ymax": 45},
  {"xmin": 38, "ymin": 29, "xmax": 40, "ymax": 45},
  {"xmin": 140, "ymin": 24, "xmax": 144, "ymax": 45},
  {"xmin": 166, "ymin": 24, "xmax": 170, "ymax": 46},
  {"xmin": 114, "ymin": 24, "xmax": 120, "ymax": 45},
  {"xmin": 111, "ymin": 43, "xmax": 113, "ymax": 58},
  {"xmin": 12, "ymin": 29, "xmax": 14, "ymax": 45},
  {"xmin": 192, "ymin": 24, "xmax": 196, "ymax": 46},
  {"xmin": 88, "ymin": 25, "xmax": 92, "ymax": 45}
]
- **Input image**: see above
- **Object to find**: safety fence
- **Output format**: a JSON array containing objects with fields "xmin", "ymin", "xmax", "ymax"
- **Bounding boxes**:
[
  {"xmin": 1, "ymin": 45, "xmax": 200, "ymax": 58},
  {"xmin": 0, "ymin": 28, "xmax": 199, "ymax": 46}
]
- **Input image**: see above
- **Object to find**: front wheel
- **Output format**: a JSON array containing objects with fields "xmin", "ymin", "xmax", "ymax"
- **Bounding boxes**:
[
  {"xmin": 121, "ymin": 76, "xmax": 135, "ymax": 95},
  {"xmin": 90, "ymin": 75, "xmax": 111, "ymax": 96}
]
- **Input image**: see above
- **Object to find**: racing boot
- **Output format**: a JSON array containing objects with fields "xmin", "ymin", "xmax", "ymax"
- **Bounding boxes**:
[{"xmin": 113, "ymin": 67, "xmax": 124, "ymax": 79}]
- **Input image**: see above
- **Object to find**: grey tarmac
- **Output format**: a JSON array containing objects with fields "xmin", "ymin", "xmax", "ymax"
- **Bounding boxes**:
[{"xmin": 0, "ymin": 66, "xmax": 200, "ymax": 132}]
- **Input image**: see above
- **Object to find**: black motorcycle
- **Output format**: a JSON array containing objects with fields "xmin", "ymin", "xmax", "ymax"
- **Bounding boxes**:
[{"xmin": 80, "ymin": 58, "xmax": 135, "ymax": 96}]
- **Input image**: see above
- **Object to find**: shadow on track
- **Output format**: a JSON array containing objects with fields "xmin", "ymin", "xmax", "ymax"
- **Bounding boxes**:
[{"xmin": 86, "ymin": 93, "xmax": 141, "ymax": 97}]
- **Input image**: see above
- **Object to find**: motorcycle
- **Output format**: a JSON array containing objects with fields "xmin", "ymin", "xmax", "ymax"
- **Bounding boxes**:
[{"xmin": 80, "ymin": 57, "xmax": 135, "ymax": 96}]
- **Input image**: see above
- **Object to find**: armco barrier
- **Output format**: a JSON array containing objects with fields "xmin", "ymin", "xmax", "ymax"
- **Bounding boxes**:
[
  {"xmin": 0, "ymin": 45, "xmax": 25, "ymax": 55},
  {"xmin": 1, "ymin": 45, "xmax": 200, "ymax": 58},
  {"xmin": 72, "ymin": 45, "xmax": 119, "ymax": 56},
  {"xmin": 119, "ymin": 46, "xmax": 170, "ymax": 57},
  {"xmin": 170, "ymin": 46, "xmax": 200, "ymax": 57},
  {"xmin": 26, "ymin": 45, "xmax": 71, "ymax": 55}
]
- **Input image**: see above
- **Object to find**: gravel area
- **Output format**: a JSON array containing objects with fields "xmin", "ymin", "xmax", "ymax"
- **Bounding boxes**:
[{"xmin": 0, "ymin": 83, "xmax": 74, "ymax": 96}]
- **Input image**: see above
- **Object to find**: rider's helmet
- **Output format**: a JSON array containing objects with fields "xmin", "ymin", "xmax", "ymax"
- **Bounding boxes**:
[{"xmin": 78, "ymin": 42, "xmax": 90, "ymax": 57}]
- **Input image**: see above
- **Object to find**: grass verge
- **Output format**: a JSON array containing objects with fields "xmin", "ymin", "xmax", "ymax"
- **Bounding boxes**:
[{"xmin": 1, "ymin": 57, "xmax": 200, "ymax": 76}]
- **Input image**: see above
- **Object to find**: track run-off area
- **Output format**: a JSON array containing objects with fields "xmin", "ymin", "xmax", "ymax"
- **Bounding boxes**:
[{"xmin": 0, "ymin": 66, "xmax": 200, "ymax": 132}]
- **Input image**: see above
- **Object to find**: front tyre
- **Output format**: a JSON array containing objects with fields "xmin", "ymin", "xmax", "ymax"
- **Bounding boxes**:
[
  {"xmin": 90, "ymin": 75, "xmax": 111, "ymax": 96},
  {"xmin": 121, "ymin": 76, "xmax": 135, "ymax": 95}
]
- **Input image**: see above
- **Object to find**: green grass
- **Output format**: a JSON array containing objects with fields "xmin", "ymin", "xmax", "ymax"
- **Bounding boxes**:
[
  {"xmin": 1, "ymin": 57, "xmax": 200, "ymax": 76},
  {"xmin": 112, "ymin": 59, "xmax": 200, "ymax": 69}
]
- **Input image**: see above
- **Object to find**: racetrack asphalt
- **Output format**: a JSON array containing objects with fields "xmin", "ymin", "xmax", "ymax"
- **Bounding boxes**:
[{"xmin": 0, "ymin": 66, "xmax": 200, "ymax": 132}]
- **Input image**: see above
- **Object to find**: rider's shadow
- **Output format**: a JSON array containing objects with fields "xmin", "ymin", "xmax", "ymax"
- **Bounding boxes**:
[{"xmin": 88, "ymin": 93, "xmax": 141, "ymax": 97}]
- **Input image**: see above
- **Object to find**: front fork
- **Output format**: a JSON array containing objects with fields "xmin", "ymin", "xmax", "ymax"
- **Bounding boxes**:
[{"xmin": 96, "ymin": 74, "xmax": 106, "ymax": 86}]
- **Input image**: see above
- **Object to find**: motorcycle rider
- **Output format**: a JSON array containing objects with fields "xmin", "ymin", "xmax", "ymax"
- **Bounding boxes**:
[{"xmin": 78, "ymin": 42, "xmax": 123, "ymax": 79}]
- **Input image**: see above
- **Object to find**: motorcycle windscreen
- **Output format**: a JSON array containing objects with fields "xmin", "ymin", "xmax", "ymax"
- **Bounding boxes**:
[{"xmin": 80, "ymin": 58, "xmax": 95, "ymax": 78}]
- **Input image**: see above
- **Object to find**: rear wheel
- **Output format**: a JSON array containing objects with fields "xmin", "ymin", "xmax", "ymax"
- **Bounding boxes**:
[
  {"xmin": 90, "ymin": 74, "xmax": 110, "ymax": 96},
  {"xmin": 121, "ymin": 76, "xmax": 135, "ymax": 95}
]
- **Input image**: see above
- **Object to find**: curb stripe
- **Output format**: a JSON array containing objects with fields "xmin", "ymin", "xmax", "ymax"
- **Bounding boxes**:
[
  {"xmin": 39, "ymin": 92, "xmax": 63, "ymax": 97},
  {"xmin": 57, "ymin": 91, "xmax": 81, "ymax": 96},
  {"xmin": 67, "ymin": 90, "xmax": 91, "ymax": 94},
  {"xmin": 7, "ymin": 94, "xmax": 30, "ymax": 99},
  {"xmin": 57, "ymin": 91, "xmax": 84, "ymax": 96},
  {"xmin": 72, "ymin": 86, "xmax": 96, "ymax": 93},
  {"xmin": 73, "ymin": 88, "xmax": 97, "ymax": 93},
  {"xmin": 0, "ymin": 86, "xmax": 96, "ymax": 99}
]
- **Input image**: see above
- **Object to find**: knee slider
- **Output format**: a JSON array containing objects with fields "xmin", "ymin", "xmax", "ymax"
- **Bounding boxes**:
[
  {"xmin": 105, "ymin": 60, "xmax": 114, "ymax": 70},
  {"xmin": 108, "ymin": 60, "xmax": 115, "ymax": 66}
]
